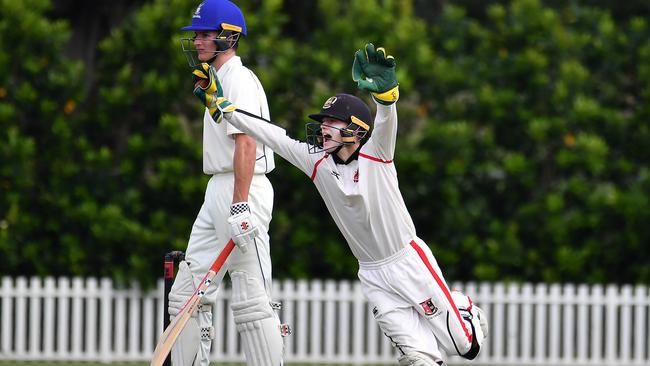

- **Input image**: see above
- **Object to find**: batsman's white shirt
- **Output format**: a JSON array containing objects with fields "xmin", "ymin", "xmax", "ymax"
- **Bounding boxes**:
[
  {"xmin": 226, "ymin": 103, "xmax": 477, "ymax": 362},
  {"xmin": 183, "ymin": 56, "xmax": 276, "ymax": 303},
  {"xmin": 203, "ymin": 56, "xmax": 274, "ymax": 175}
]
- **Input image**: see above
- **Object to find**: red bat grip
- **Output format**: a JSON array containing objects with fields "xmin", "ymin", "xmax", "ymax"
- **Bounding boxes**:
[{"xmin": 209, "ymin": 239, "xmax": 235, "ymax": 272}]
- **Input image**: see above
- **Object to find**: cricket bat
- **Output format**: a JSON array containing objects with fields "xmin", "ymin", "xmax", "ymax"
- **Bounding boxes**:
[{"xmin": 150, "ymin": 239, "xmax": 236, "ymax": 366}]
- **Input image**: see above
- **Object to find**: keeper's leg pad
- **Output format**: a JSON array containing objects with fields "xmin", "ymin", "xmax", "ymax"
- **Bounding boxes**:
[
  {"xmin": 398, "ymin": 351, "xmax": 442, "ymax": 366},
  {"xmin": 446, "ymin": 291, "xmax": 488, "ymax": 360},
  {"xmin": 168, "ymin": 261, "xmax": 215, "ymax": 366},
  {"xmin": 230, "ymin": 271, "xmax": 284, "ymax": 366}
]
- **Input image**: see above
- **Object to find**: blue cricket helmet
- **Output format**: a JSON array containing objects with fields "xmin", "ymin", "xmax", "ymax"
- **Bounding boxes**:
[{"xmin": 181, "ymin": 0, "xmax": 247, "ymax": 36}]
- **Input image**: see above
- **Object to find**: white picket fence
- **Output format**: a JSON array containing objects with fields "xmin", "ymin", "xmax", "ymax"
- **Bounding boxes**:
[{"xmin": 0, "ymin": 277, "xmax": 649, "ymax": 365}]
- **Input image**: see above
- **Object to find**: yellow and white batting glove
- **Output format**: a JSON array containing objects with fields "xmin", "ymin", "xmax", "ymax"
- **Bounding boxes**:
[
  {"xmin": 192, "ymin": 63, "xmax": 236, "ymax": 123},
  {"xmin": 227, "ymin": 202, "xmax": 259, "ymax": 253},
  {"xmin": 352, "ymin": 43, "xmax": 399, "ymax": 105}
]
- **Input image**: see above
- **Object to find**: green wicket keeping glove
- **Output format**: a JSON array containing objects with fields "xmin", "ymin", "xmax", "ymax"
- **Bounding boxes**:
[
  {"xmin": 352, "ymin": 43, "xmax": 399, "ymax": 105},
  {"xmin": 192, "ymin": 63, "xmax": 236, "ymax": 123}
]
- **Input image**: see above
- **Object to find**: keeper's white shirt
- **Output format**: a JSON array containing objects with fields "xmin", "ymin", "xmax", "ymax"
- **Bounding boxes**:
[
  {"xmin": 203, "ymin": 56, "xmax": 275, "ymax": 175},
  {"xmin": 227, "ymin": 102, "xmax": 415, "ymax": 262},
  {"xmin": 226, "ymin": 103, "xmax": 482, "ymax": 363}
]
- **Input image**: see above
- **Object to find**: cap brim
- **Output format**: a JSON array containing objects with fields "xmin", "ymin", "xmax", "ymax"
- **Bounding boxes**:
[
  {"xmin": 180, "ymin": 26, "xmax": 247, "ymax": 36},
  {"xmin": 308, "ymin": 113, "xmax": 347, "ymax": 123},
  {"xmin": 180, "ymin": 25, "xmax": 217, "ymax": 31}
]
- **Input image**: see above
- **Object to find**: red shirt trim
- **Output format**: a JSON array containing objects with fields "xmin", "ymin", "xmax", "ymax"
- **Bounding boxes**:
[
  {"xmin": 410, "ymin": 240, "xmax": 473, "ymax": 343},
  {"xmin": 310, "ymin": 154, "xmax": 329, "ymax": 181},
  {"xmin": 359, "ymin": 152, "xmax": 393, "ymax": 164}
]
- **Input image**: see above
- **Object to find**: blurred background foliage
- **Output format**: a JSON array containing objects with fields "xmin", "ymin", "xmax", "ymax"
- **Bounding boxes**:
[{"xmin": 1, "ymin": 0, "xmax": 649, "ymax": 287}]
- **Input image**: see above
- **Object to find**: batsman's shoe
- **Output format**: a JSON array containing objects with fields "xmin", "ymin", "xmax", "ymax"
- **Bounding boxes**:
[{"xmin": 352, "ymin": 43, "xmax": 399, "ymax": 105}]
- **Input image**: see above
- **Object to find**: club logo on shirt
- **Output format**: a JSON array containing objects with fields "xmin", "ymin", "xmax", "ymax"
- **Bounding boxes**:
[
  {"xmin": 240, "ymin": 222, "xmax": 249, "ymax": 231},
  {"xmin": 331, "ymin": 170, "xmax": 340, "ymax": 180},
  {"xmin": 419, "ymin": 298, "xmax": 438, "ymax": 316},
  {"xmin": 353, "ymin": 169, "xmax": 359, "ymax": 182}
]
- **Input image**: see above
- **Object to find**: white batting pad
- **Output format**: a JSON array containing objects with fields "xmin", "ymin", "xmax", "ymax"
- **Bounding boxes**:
[
  {"xmin": 169, "ymin": 261, "xmax": 214, "ymax": 366},
  {"xmin": 230, "ymin": 271, "xmax": 284, "ymax": 366},
  {"xmin": 195, "ymin": 305, "xmax": 213, "ymax": 366}
]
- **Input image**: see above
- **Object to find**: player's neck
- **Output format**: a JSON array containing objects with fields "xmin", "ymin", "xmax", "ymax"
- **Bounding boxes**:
[
  {"xmin": 211, "ymin": 49, "xmax": 236, "ymax": 71},
  {"xmin": 334, "ymin": 143, "xmax": 360, "ymax": 162}
]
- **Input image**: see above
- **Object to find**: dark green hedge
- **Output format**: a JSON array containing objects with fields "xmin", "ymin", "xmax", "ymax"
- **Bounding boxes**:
[{"xmin": 1, "ymin": 0, "xmax": 648, "ymax": 286}]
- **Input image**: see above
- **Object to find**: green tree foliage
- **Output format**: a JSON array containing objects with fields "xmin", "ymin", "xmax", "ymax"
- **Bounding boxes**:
[
  {"xmin": 0, "ymin": 0, "xmax": 87, "ymax": 277},
  {"xmin": 1, "ymin": 0, "xmax": 649, "ymax": 285},
  {"xmin": 404, "ymin": 0, "xmax": 650, "ymax": 284}
]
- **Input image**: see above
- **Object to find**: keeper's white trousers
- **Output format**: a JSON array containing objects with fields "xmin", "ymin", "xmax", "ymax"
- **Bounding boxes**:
[{"xmin": 358, "ymin": 239, "xmax": 476, "ymax": 364}]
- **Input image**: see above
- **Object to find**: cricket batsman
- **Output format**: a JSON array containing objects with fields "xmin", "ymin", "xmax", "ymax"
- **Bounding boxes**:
[
  {"xmin": 167, "ymin": 0, "xmax": 285, "ymax": 365},
  {"xmin": 198, "ymin": 43, "xmax": 489, "ymax": 366}
]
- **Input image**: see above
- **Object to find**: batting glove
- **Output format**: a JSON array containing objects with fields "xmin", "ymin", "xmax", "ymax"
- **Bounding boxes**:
[
  {"xmin": 192, "ymin": 63, "xmax": 236, "ymax": 123},
  {"xmin": 352, "ymin": 43, "xmax": 399, "ymax": 105},
  {"xmin": 227, "ymin": 202, "xmax": 259, "ymax": 253}
]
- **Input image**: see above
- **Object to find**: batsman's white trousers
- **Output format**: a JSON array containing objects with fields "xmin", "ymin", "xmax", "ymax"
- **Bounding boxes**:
[
  {"xmin": 185, "ymin": 173, "xmax": 274, "ymax": 301},
  {"xmin": 170, "ymin": 173, "xmax": 276, "ymax": 365},
  {"xmin": 358, "ymin": 239, "xmax": 476, "ymax": 364}
]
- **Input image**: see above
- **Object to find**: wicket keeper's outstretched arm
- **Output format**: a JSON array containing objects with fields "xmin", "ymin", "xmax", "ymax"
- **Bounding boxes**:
[{"xmin": 204, "ymin": 42, "xmax": 489, "ymax": 366}]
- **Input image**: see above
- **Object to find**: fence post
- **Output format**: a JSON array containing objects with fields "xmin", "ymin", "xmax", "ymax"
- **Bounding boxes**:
[
  {"xmin": 1, "ymin": 277, "xmax": 13, "ymax": 357},
  {"xmin": 605, "ymin": 285, "xmax": 618, "ymax": 365},
  {"xmin": 548, "ymin": 284, "xmax": 561, "ymax": 364},
  {"xmin": 576, "ymin": 284, "xmax": 589, "ymax": 364},
  {"xmin": 590, "ymin": 284, "xmax": 604, "ymax": 363},
  {"xmin": 506, "ymin": 282, "xmax": 519, "ymax": 363},
  {"xmin": 15, "ymin": 277, "xmax": 27, "ymax": 358},
  {"xmin": 114, "ymin": 285, "xmax": 127, "ymax": 360},
  {"xmin": 534, "ymin": 283, "xmax": 547, "ymax": 364},
  {"xmin": 324, "ymin": 280, "xmax": 336, "ymax": 360},
  {"xmin": 478, "ymin": 281, "xmax": 493, "ymax": 362},
  {"xmin": 337, "ymin": 280, "xmax": 351, "ymax": 363},
  {"xmin": 633, "ymin": 285, "xmax": 648, "ymax": 363},
  {"xmin": 100, "ymin": 278, "xmax": 113, "ymax": 362},
  {"xmin": 28, "ymin": 277, "xmax": 41, "ymax": 359},
  {"xmin": 351, "ymin": 281, "xmax": 365, "ymax": 365},
  {"xmin": 43, "ymin": 277, "xmax": 56, "ymax": 359},
  {"xmin": 57, "ymin": 278, "xmax": 70, "ymax": 360},
  {"xmin": 492, "ymin": 282, "xmax": 505, "ymax": 362},
  {"xmin": 86, "ymin": 278, "xmax": 99, "ymax": 359},
  {"xmin": 296, "ymin": 279, "xmax": 309, "ymax": 361},
  {"xmin": 127, "ymin": 283, "xmax": 141, "ymax": 360},
  {"xmin": 310, "ymin": 280, "xmax": 323, "ymax": 360}
]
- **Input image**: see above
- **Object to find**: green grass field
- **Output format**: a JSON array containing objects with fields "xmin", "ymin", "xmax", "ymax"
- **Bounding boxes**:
[
  {"xmin": 0, "ymin": 363, "xmax": 356, "ymax": 366},
  {"xmin": 0, "ymin": 362, "xmax": 357, "ymax": 365}
]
